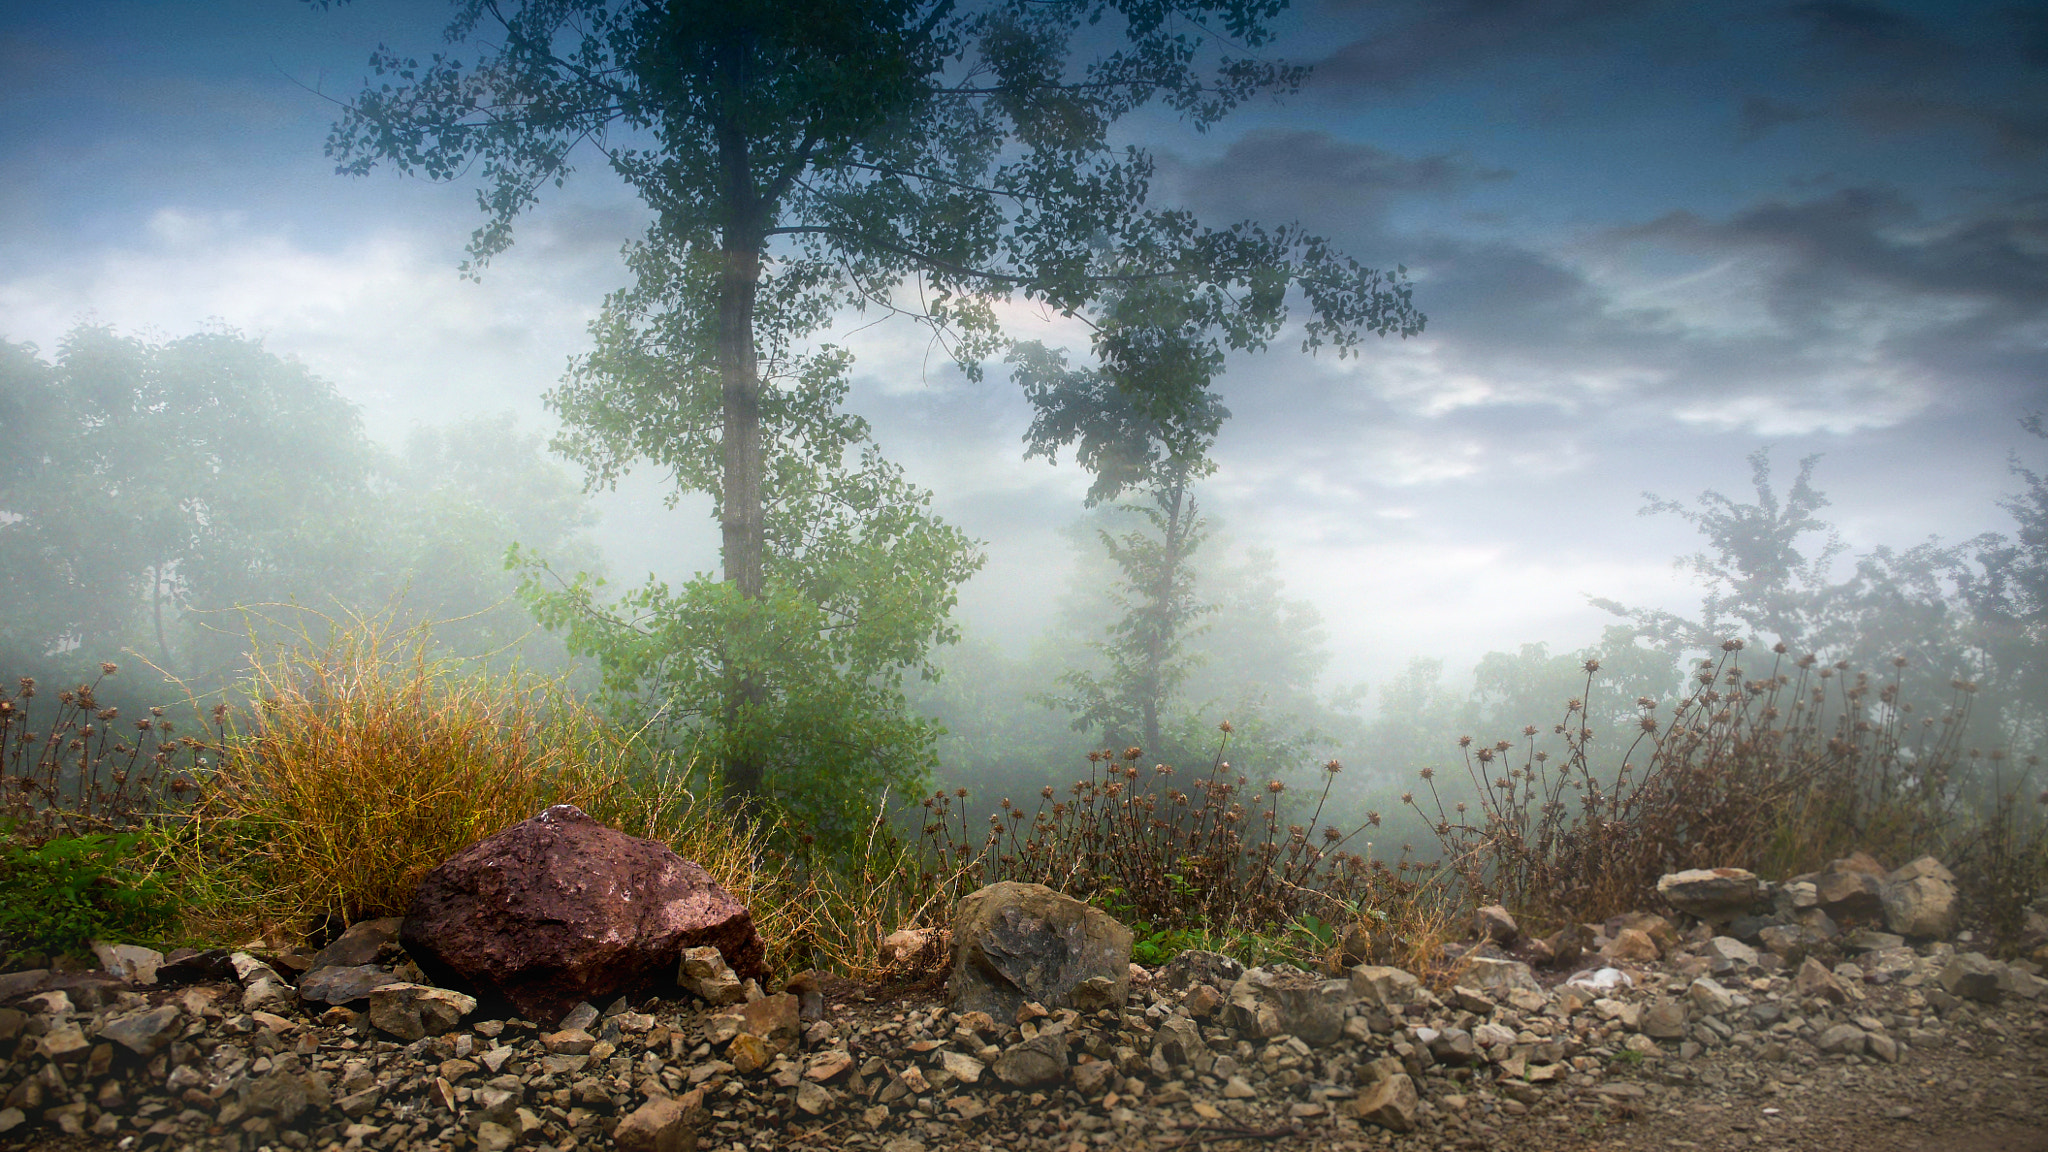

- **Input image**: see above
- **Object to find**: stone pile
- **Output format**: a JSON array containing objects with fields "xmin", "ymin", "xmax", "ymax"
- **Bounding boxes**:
[{"xmin": 2, "ymin": 851, "xmax": 2046, "ymax": 1152}]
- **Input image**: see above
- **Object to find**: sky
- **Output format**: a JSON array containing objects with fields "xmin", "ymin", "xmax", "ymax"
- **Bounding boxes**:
[{"xmin": 3, "ymin": 0, "xmax": 2045, "ymax": 698}]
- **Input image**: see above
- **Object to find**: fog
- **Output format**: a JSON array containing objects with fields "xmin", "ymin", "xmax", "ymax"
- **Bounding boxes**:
[{"xmin": 4, "ymin": 0, "xmax": 2044, "ymax": 826}]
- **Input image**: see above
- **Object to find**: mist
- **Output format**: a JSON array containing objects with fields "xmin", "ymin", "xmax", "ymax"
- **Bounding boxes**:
[{"xmin": 4, "ymin": 0, "xmax": 2045, "ymax": 843}]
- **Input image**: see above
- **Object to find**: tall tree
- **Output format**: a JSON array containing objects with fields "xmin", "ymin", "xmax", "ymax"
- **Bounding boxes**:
[{"xmin": 316, "ymin": 0, "xmax": 1425, "ymax": 805}]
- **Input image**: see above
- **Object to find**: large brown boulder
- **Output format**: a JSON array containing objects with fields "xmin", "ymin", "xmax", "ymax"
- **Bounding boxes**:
[{"xmin": 401, "ymin": 805, "xmax": 764, "ymax": 1025}]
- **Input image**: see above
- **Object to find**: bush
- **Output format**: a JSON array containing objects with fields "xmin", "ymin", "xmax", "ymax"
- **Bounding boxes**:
[{"xmin": 151, "ymin": 616, "xmax": 801, "ymax": 954}]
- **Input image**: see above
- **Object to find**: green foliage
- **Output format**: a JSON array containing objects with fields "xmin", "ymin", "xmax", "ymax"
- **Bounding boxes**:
[
  {"xmin": 0, "ymin": 823, "xmax": 179, "ymax": 963},
  {"xmin": 521, "ymin": 350, "xmax": 983, "ymax": 838}
]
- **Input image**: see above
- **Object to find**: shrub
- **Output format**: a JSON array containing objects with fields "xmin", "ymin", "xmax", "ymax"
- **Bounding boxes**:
[
  {"xmin": 151, "ymin": 616, "xmax": 803, "ymax": 956},
  {"xmin": 0, "ymin": 823, "xmax": 180, "ymax": 964}
]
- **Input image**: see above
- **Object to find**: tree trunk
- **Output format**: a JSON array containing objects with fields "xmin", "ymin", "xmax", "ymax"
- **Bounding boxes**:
[
  {"xmin": 1140, "ymin": 477, "xmax": 1189, "ymax": 756},
  {"xmin": 717, "ymin": 239, "xmax": 767, "ymax": 810}
]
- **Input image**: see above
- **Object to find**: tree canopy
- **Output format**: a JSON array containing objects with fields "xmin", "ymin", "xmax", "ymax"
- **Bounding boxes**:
[{"xmin": 318, "ymin": 0, "xmax": 1426, "ymax": 809}]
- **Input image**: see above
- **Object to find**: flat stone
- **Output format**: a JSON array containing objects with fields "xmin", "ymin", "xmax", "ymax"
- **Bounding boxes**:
[
  {"xmin": 936, "ymin": 1050, "xmax": 984, "ymax": 1084},
  {"xmin": 1476, "ymin": 904, "xmax": 1519, "ymax": 945},
  {"xmin": 298, "ymin": 964, "xmax": 403, "ymax": 1006},
  {"xmin": 794, "ymin": 1081, "xmax": 833, "ymax": 1115},
  {"xmin": 993, "ymin": 1032, "xmax": 1068, "ymax": 1087},
  {"xmin": 1816, "ymin": 1023, "xmax": 1866, "ymax": 1055},
  {"xmin": 1657, "ymin": 868, "xmax": 1763, "ymax": 922},
  {"xmin": 239, "ymin": 1067, "xmax": 332, "ymax": 1123}
]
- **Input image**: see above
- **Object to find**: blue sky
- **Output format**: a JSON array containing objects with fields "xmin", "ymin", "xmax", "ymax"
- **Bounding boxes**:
[{"xmin": 4, "ymin": 0, "xmax": 2045, "ymax": 694}]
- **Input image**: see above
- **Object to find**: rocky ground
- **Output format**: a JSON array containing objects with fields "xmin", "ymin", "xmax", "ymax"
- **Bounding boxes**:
[{"xmin": 2, "ymin": 916, "xmax": 2045, "ymax": 1152}]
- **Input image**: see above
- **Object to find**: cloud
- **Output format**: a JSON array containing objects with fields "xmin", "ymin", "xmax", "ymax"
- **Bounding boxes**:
[
  {"xmin": 1159, "ymin": 129, "xmax": 1508, "ymax": 240},
  {"xmin": 1737, "ymin": 94, "xmax": 1813, "ymax": 141},
  {"xmin": 0, "ymin": 207, "xmax": 624, "ymax": 438},
  {"xmin": 1308, "ymin": 0, "xmax": 1660, "ymax": 95}
]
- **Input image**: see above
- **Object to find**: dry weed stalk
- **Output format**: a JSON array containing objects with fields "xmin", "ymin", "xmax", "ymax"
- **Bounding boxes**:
[
  {"xmin": 1409, "ymin": 641, "xmax": 2003, "ymax": 926},
  {"xmin": 0, "ymin": 666, "xmax": 217, "ymax": 844}
]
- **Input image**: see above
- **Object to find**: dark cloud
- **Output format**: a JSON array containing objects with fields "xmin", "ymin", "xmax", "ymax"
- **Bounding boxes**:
[
  {"xmin": 1627, "ymin": 188, "xmax": 2048, "ymax": 309},
  {"xmin": 1159, "ymin": 129, "xmax": 1508, "ymax": 245},
  {"xmin": 1786, "ymin": 1, "xmax": 1953, "ymax": 63},
  {"xmin": 1737, "ymin": 94, "xmax": 1813, "ymax": 141},
  {"xmin": 1309, "ymin": 0, "xmax": 1659, "ymax": 94}
]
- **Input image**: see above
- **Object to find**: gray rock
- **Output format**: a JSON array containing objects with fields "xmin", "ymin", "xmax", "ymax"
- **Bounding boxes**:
[
  {"xmin": 96, "ymin": 1005, "xmax": 182, "ymax": 1056},
  {"xmin": 298, "ymin": 964, "xmax": 403, "ymax": 1006},
  {"xmin": 1939, "ymin": 954, "xmax": 2005, "ymax": 1004},
  {"xmin": 946, "ymin": 882, "xmax": 1132, "ymax": 1021},
  {"xmin": 1657, "ymin": 868, "xmax": 1763, "ymax": 922},
  {"xmin": 366, "ymin": 982, "xmax": 477, "ymax": 1041},
  {"xmin": 1351, "ymin": 1072, "xmax": 1418, "ymax": 1132},
  {"xmin": 993, "ymin": 1032, "xmax": 1069, "ymax": 1087},
  {"xmin": 312, "ymin": 918, "xmax": 405, "ymax": 970}
]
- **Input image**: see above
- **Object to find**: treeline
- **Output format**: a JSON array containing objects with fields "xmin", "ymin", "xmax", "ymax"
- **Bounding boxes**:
[{"xmin": 0, "ymin": 325, "xmax": 600, "ymax": 716}]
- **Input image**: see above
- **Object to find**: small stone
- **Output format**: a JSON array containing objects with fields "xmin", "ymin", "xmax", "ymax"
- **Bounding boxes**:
[
  {"xmin": 239, "ymin": 1068, "xmax": 332, "ymax": 1123},
  {"xmin": 298, "ymin": 964, "xmax": 403, "ymax": 1006},
  {"xmin": 794, "ymin": 1081, "xmax": 833, "ymax": 1115},
  {"xmin": 993, "ymin": 1032, "xmax": 1069, "ymax": 1087},
  {"xmin": 1702, "ymin": 936, "xmax": 1758, "ymax": 973},
  {"xmin": 475, "ymin": 1121, "xmax": 516, "ymax": 1152},
  {"xmin": 0, "ymin": 1108, "xmax": 22, "ymax": 1136},
  {"xmin": 1222, "ymin": 1075, "xmax": 1258, "ymax": 1099},
  {"xmin": 1352, "ymin": 1072, "xmax": 1418, "ymax": 1132},
  {"xmin": 1815, "ymin": 1023, "xmax": 1866, "ymax": 1056},
  {"xmin": 1476, "ymin": 905, "xmax": 1519, "ymax": 945},
  {"xmin": 937, "ymin": 1050, "xmax": 985, "ymax": 1084}
]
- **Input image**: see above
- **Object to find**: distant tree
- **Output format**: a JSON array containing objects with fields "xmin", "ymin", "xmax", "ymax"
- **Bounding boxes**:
[
  {"xmin": 1012, "ymin": 283, "xmax": 1230, "ymax": 758},
  {"xmin": 0, "ymin": 325, "xmax": 377, "ymax": 701},
  {"xmin": 0, "ymin": 326, "xmax": 602, "ymax": 705},
  {"xmin": 1962, "ymin": 413, "xmax": 2048, "ymax": 735},
  {"xmin": 316, "ymin": 0, "xmax": 1424, "ymax": 808},
  {"xmin": 1593, "ymin": 448, "xmax": 1845, "ymax": 652}
]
